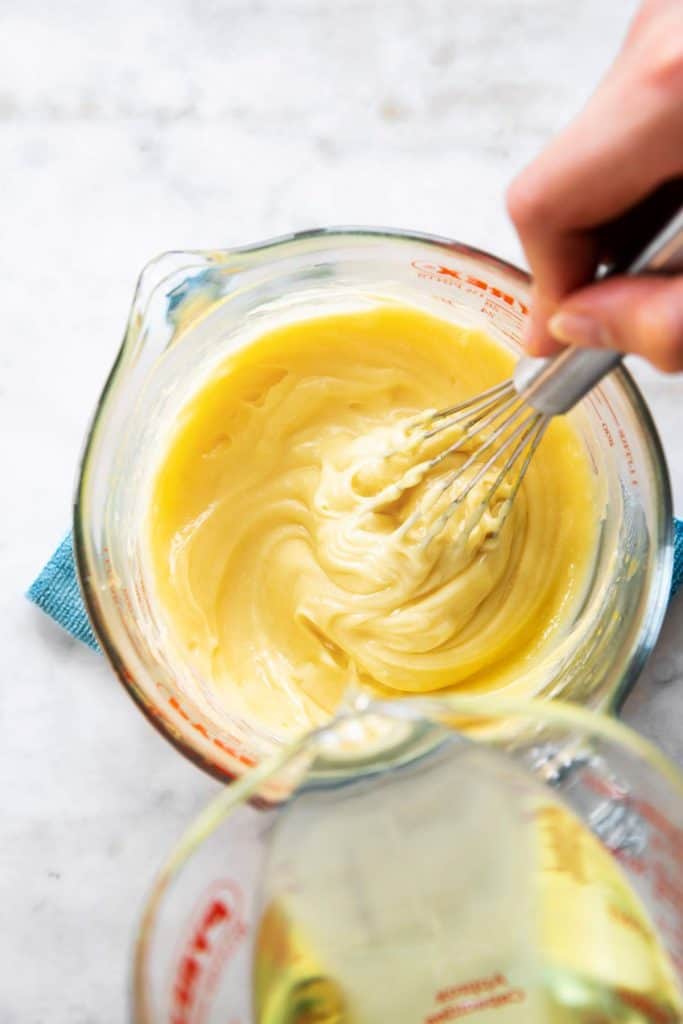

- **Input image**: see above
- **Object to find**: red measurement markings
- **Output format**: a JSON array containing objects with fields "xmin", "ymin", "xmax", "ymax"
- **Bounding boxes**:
[
  {"xmin": 593, "ymin": 387, "xmax": 638, "ymax": 485},
  {"xmin": 424, "ymin": 973, "xmax": 525, "ymax": 1022},
  {"xmin": 582, "ymin": 770, "xmax": 628, "ymax": 801},
  {"xmin": 582, "ymin": 772, "xmax": 649, "ymax": 873},
  {"xmin": 481, "ymin": 296, "xmax": 525, "ymax": 347},
  {"xmin": 583, "ymin": 771, "xmax": 683, "ymax": 964},
  {"xmin": 652, "ymin": 863, "xmax": 683, "ymax": 918},
  {"xmin": 633, "ymin": 799, "xmax": 683, "ymax": 848},
  {"xmin": 101, "ymin": 544, "xmax": 139, "ymax": 621},
  {"xmin": 411, "ymin": 260, "xmax": 529, "ymax": 316},
  {"xmin": 613, "ymin": 848, "xmax": 648, "ymax": 876},
  {"xmin": 614, "ymin": 987, "xmax": 679, "ymax": 1024},
  {"xmin": 170, "ymin": 880, "xmax": 247, "ymax": 1024},
  {"xmin": 102, "ymin": 545, "xmax": 126, "ymax": 622},
  {"xmin": 436, "ymin": 973, "xmax": 508, "ymax": 1004},
  {"xmin": 168, "ymin": 696, "xmax": 255, "ymax": 768},
  {"xmin": 587, "ymin": 394, "xmax": 615, "ymax": 450},
  {"xmin": 608, "ymin": 903, "xmax": 653, "ymax": 942}
]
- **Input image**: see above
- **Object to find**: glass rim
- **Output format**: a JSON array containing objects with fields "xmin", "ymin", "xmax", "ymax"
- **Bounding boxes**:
[{"xmin": 74, "ymin": 226, "xmax": 673, "ymax": 782}]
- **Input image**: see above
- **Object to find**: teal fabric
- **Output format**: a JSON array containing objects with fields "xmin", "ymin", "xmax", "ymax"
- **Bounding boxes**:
[
  {"xmin": 27, "ymin": 533, "xmax": 99, "ymax": 650},
  {"xmin": 28, "ymin": 521, "xmax": 683, "ymax": 650},
  {"xmin": 674, "ymin": 517, "xmax": 683, "ymax": 597}
]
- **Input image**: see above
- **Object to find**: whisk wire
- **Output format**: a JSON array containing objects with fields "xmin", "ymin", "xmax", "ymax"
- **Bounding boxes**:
[
  {"xmin": 423, "ymin": 381, "xmax": 516, "ymax": 439},
  {"xmin": 397, "ymin": 403, "xmax": 518, "ymax": 541},
  {"xmin": 488, "ymin": 415, "xmax": 549, "ymax": 534},
  {"xmin": 424, "ymin": 411, "xmax": 544, "ymax": 546},
  {"xmin": 427, "ymin": 380, "xmax": 515, "ymax": 425},
  {"xmin": 383, "ymin": 388, "xmax": 524, "ymax": 526},
  {"xmin": 421, "ymin": 394, "xmax": 520, "ymax": 477}
]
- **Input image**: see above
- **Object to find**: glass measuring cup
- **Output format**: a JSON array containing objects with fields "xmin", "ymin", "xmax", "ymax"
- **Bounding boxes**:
[
  {"xmin": 132, "ymin": 696, "xmax": 683, "ymax": 1023},
  {"xmin": 74, "ymin": 228, "xmax": 674, "ymax": 780}
]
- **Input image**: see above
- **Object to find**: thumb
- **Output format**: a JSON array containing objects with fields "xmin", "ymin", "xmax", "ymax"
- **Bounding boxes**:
[{"xmin": 547, "ymin": 275, "xmax": 683, "ymax": 372}]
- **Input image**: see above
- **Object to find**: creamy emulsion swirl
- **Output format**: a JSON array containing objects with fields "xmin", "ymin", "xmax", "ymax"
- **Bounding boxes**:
[{"xmin": 148, "ymin": 306, "xmax": 597, "ymax": 738}]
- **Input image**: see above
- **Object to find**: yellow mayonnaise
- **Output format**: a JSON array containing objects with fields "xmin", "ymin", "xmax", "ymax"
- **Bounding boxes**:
[{"xmin": 148, "ymin": 306, "xmax": 598, "ymax": 739}]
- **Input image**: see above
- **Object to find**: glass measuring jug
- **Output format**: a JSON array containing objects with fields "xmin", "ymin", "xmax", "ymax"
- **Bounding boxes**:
[
  {"xmin": 75, "ymin": 228, "xmax": 673, "ymax": 780},
  {"xmin": 132, "ymin": 697, "xmax": 683, "ymax": 1023}
]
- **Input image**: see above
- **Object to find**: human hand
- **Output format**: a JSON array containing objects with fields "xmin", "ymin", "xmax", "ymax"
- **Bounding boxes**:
[{"xmin": 506, "ymin": 0, "xmax": 683, "ymax": 371}]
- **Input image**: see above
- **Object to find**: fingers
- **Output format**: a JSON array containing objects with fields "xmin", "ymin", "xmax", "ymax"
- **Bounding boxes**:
[
  {"xmin": 507, "ymin": 78, "xmax": 683, "ymax": 350},
  {"xmin": 546, "ymin": 275, "xmax": 683, "ymax": 372},
  {"xmin": 506, "ymin": 1, "xmax": 683, "ymax": 357}
]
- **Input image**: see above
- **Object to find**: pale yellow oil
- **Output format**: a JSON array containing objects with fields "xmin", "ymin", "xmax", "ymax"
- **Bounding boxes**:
[{"xmin": 252, "ymin": 741, "xmax": 682, "ymax": 1023}]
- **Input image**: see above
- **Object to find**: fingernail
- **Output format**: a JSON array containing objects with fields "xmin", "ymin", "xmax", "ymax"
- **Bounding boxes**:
[{"xmin": 548, "ymin": 312, "xmax": 611, "ymax": 348}]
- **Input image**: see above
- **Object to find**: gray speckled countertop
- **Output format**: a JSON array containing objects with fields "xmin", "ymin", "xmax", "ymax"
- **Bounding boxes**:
[{"xmin": 2, "ymin": 1, "xmax": 682, "ymax": 1020}]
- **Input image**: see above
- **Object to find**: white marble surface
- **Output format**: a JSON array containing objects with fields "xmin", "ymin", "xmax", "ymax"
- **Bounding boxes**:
[{"xmin": 2, "ymin": 1, "xmax": 683, "ymax": 1020}]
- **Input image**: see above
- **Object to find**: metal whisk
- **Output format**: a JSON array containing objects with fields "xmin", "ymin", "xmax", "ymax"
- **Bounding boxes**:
[{"xmin": 393, "ymin": 202, "xmax": 683, "ymax": 547}]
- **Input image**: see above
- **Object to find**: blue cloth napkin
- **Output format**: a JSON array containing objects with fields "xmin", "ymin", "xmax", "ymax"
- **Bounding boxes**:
[
  {"xmin": 28, "ymin": 521, "xmax": 683, "ymax": 652},
  {"xmin": 28, "ymin": 533, "xmax": 100, "ymax": 650}
]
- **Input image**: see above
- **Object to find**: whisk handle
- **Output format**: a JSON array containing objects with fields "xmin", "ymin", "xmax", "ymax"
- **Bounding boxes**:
[
  {"xmin": 514, "ymin": 347, "xmax": 621, "ymax": 415},
  {"xmin": 513, "ymin": 201, "xmax": 683, "ymax": 416}
]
